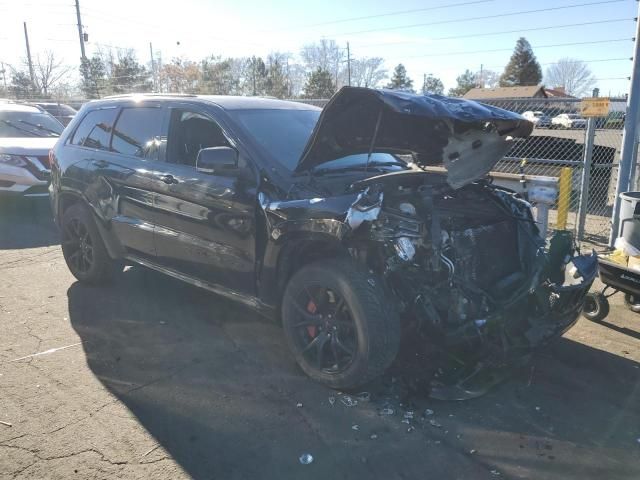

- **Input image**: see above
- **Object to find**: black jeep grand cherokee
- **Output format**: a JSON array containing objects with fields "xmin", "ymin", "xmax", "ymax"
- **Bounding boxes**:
[{"xmin": 50, "ymin": 87, "xmax": 596, "ymax": 399}]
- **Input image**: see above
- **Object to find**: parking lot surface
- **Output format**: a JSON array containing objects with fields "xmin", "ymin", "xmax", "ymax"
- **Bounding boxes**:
[{"xmin": 1, "ymin": 199, "xmax": 639, "ymax": 480}]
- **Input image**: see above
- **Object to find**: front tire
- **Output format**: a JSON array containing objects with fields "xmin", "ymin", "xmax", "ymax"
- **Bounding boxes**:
[
  {"xmin": 582, "ymin": 292, "xmax": 609, "ymax": 321},
  {"xmin": 282, "ymin": 259, "xmax": 400, "ymax": 390},
  {"xmin": 61, "ymin": 203, "xmax": 121, "ymax": 284}
]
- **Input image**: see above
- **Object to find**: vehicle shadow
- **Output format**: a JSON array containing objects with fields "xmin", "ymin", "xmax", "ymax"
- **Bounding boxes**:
[
  {"xmin": 0, "ymin": 197, "xmax": 59, "ymax": 249},
  {"xmin": 67, "ymin": 267, "xmax": 640, "ymax": 480}
]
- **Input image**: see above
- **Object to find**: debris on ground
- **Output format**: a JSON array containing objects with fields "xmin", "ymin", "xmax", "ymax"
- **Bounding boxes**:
[
  {"xmin": 490, "ymin": 469, "xmax": 501, "ymax": 476},
  {"xmin": 378, "ymin": 406, "xmax": 395, "ymax": 416},
  {"xmin": 370, "ymin": 434, "xmax": 378, "ymax": 440},
  {"xmin": 0, "ymin": 421, "xmax": 12, "ymax": 427},
  {"xmin": 429, "ymin": 419, "xmax": 443, "ymax": 428},
  {"xmin": 407, "ymin": 425, "xmax": 416, "ymax": 433},
  {"xmin": 469, "ymin": 449, "xmax": 477, "ymax": 454},
  {"xmin": 328, "ymin": 396, "xmax": 335, "ymax": 406},
  {"xmin": 351, "ymin": 424, "xmax": 359, "ymax": 431},
  {"xmin": 296, "ymin": 402, "xmax": 303, "ymax": 408},
  {"xmin": 299, "ymin": 453, "xmax": 314, "ymax": 465},
  {"xmin": 355, "ymin": 392, "xmax": 371, "ymax": 402},
  {"xmin": 340, "ymin": 395, "xmax": 358, "ymax": 407},
  {"xmin": 403, "ymin": 411, "xmax": 414, "ymax": 420},
  {"xmin": 141, "ymin": 444, "xmax": 160, "ymax": 458},
  {"xmin": 535, "ymin": 406, "xmax": 541, "ymax": 411},
  {"xmin": 424, "ymin": 408, "xmax": 434, "ymax": 416},
  {"xmin": 401, "ymin": 418, "xmax": 410, "ymax": 424}
]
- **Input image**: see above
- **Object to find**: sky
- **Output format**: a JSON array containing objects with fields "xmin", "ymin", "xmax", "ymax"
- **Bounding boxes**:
[{"xmin": 0, "ymin": 0, "xmax": 637, "ymax": 96}]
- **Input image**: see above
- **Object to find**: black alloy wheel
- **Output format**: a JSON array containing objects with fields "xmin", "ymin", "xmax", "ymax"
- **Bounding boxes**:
[{"xmin": 63, "ymin": 217, "xmax": 94, "ymax": 275}]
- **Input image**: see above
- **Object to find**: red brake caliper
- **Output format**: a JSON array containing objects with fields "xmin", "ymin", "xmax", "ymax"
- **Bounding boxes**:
[{"xmin": 306, "ymin": 300, "xmax": 318, "ymax": 338}]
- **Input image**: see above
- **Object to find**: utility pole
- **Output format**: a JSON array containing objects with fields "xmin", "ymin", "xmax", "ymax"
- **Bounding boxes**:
[
  {"xmin": 479, "ymin": 63, "xmax": 484, "ymax": 88},
  {"xmin": 346, "ymin": 42, "xmax": 351, "ymax": 87},
  {"xmin": 23, "ymin": 22, "xmax": 35, "ymax": 89},
  {"xmin": 75, "ymin": 0, "xmax": 86, "ymax": 60},
  {"xmin": 149, "ymin": 42, "xmax": 156, "ymax": 92},
  {"xmin": 0, "ymin": 62, "xmax": 7, "ymax": 91},
  {"xmin": 610, "ymin": 8, "xmax": 640, "ymax": 245}
]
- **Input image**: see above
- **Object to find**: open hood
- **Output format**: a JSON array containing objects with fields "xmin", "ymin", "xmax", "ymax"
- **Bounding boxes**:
[{"xmin": 295, "ymin": 87, "xmax": 533, "ymax": 188}]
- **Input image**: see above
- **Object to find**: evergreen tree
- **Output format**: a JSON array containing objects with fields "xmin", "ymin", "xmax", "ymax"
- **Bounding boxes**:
[
  {"xmin": 448, "ymin": 70, "xmax": 476, "ymax": 97},
  {"xmin": 499, "ymin": 37, "xmax": 542, "ymax": 87},
  {"xmin": 80, "ymin": 56, "xmax": 107, "ymax": 98},
  {"xmin": 422, "ymin": 74, "xmax": 444, "ymax": 95},
  {"xmin": 110, "ymin": 51, "xmax": 151, "ymax": 93},
  {"xmin": 246, "ymin": 56, "xmax": 267, "ymax": 95},
  {"xmin": 265, "ymin": 54, "xmax": 289, "ymax": 98},
  {"xmin": 386, "ymin": 64, "xmax": 414, "ymax": 92},
  {"xmin": 303, "ymin": 68, "xmax": 335, "ymax": 98},
  {"xmin": 9, "ymin": 71, "xmax": 34, "ymax": 99}
]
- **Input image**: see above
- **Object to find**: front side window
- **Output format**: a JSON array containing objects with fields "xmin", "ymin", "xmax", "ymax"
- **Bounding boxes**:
[
  {"xmin": 111, "ymin": 107, "xmax": 164, "ymax": 160},
  {"xmin": 71, "ymin": 108, "xmax": 118, "ymax": 150},
  {"xmin": 167, "ymin": 109, "xmax": 230, "ymax": 166}
]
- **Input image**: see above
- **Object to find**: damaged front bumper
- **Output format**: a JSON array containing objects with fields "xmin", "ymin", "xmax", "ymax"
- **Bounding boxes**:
[{"xmin": 429, "ymin": 251, "xmax": 597, "ymax": 400}]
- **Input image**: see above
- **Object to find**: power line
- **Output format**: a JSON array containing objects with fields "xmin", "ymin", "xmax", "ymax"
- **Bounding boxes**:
[
  {"xmin": 272, "ymin": 0, "xmax": 495, "ymax": 31},
  {"xmin": 482, "ymin": 57, "xmax": 632, "ymax": 70},
  {"xmin": 352, "ymin": 18, "xmax": 634, "ymax": 49},
  {"xmin": 332, "ymin": 0, "xmax": 627, "ymax": 37},
  {"xmin": 401, "ymin": 38, "xmax": 632, "ymax": 59}
]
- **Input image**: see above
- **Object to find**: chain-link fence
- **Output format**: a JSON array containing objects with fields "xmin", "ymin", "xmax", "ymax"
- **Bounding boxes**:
[{"xmin": 472, "ymin": 97, "xmax": 626, "ymax": 248}]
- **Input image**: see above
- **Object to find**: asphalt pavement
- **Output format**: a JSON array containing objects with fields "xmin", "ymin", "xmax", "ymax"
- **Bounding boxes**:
[{"xmin": 1, "ymin": 198, "xmax": 639, "ymax": 480}]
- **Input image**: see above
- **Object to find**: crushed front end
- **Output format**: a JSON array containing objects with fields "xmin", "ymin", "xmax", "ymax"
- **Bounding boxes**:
[{"xmin": 344, "ymin": 178, "xmax": 597, "ymax": 400}]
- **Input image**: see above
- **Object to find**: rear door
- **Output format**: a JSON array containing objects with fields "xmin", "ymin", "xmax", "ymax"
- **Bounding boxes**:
[
  {"xmin": 74, "ymin": 104, "xmax": 166, "ymax": 259},
  {"xmin": 149, "ymin": 105, "xmax": 258, "ymax": 295}
]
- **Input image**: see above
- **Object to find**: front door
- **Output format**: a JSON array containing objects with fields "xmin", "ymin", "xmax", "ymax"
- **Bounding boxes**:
[{"xmin": 150, "ymin": 106, "xmax": 257, "ymax": 295}]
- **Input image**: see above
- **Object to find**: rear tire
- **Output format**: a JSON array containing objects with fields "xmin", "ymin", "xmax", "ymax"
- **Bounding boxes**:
[
  {"xmin": 281, "ymin": 259, "xmax": 400, "ymax": 390},
  {"xmin": 582, "ymin": 292, "xmax": 609, "ymax": 322},
  {"xmin": 61, "ymin": 203, "xmax": 122, "ymax": 284},
  {"xmin": 624, "ymin": 293, "xmax": 640, "ymax": 313}
]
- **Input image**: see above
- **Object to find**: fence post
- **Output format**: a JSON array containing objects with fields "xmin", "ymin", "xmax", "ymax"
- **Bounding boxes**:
[
  {"xmin": 576, "ymin": 117, "xmax": 596, "ymax": 241},
  {"xmin": 610, "ymin": 9, "xmax": 640, "ymax": 246}
]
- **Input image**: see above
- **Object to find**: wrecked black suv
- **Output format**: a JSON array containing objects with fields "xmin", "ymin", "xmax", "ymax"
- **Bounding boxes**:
[{"xmin": 50, "ymin": 88, "xmax": 597, "ymax": 398}]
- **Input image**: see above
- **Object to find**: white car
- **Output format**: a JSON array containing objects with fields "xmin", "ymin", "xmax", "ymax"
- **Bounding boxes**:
[
  {"xmin": 522, "ymin": 111, "xmax": 551, "ymax": 128},
  {"xmin": 551, "ymin": 113, "xmax": 587, "ymax": 129},
  {"xmin": 0, "ymin": 103, "xmax": 63, "ymax": 197}
]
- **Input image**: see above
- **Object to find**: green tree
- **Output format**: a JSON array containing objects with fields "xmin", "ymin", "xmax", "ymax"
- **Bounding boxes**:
[
  {"xmin": 422, "ymin": 74, "xmax": 444, "ymax": 95},
  {"xmin": 110, "ymin": 51, "xmax": 151, "ymax": 93},
  {"xmin": 265, "ymin": 53, "xmax": 289, "ymax": 98},
  {"xmin": 80, "ymin": 55, "xmax": 107, "ymax": 98},
  {"xmin": 200, "ymin": 56, "xmax": 239, "ymax": 95},
  {"xmin": 386, "ymin": 64, "xmax": 414, "ymax": 92},
  {"xmin": 303, "ymin": 68, "xmax": 335, "ymax": 98},
  {"xmin": 499, "ymin": 37, "xmax": 542, "ymax": 87},
  {"xmin": 9, "ymin": 70, "xmax": 34, "ymax": 99},
  {"xmin": 448, "ymin": 70, "xmax": 476, "ymax": 97}
]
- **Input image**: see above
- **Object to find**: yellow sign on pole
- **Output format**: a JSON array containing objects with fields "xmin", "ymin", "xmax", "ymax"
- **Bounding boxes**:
[{"xmin": 580, "ymin": 97, "xmax": 610, "ymax": 117}]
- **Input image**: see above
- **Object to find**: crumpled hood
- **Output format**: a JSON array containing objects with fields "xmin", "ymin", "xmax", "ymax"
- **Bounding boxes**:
[{"xmin": 295, "ymin": 87, "xmax": 533, "ymax": 188}]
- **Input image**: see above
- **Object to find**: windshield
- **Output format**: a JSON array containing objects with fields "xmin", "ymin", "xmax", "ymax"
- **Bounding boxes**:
[
  {"xmin": 232, "ymin": 108, "xmax": 320, "ymax": 170},
  {"xmin": 533, "ymin": 112, "xmax": 544, "ymax": 117},
  {"xmin": 0, "ymin": 111, "xmax": 64, "ymax": 137},
  {"xmin": 567, "ymin": 114, "xmax": 581, "ymax": 119}
]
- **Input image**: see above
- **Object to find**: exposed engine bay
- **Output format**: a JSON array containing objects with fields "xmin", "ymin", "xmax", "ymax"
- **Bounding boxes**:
[{"xmin": 342, "ymin": 177, "xmax": 596, "ymax": 399}]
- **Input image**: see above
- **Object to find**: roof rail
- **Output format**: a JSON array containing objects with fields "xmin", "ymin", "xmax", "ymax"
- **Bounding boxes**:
[{"xmin": 102, "ymin": 93, "xmax": 198, "ymax": 99}]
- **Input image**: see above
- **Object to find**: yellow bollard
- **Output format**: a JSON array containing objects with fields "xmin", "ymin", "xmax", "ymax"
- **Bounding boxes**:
[{"xmin": 556, "ymin": 167, "xmax": 572, "ymax": 230}]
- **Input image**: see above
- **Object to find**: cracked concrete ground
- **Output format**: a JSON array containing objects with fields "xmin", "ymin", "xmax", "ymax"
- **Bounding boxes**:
[{"xmin": 1, "ymin": 198, "xmax": 639, "ymax": 480}]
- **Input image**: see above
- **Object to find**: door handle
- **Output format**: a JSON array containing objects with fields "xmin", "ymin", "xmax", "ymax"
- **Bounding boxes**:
[
  {"xmin": 159, "ymin": 174, "xmax": 179, "ymax": 185},
  {"xmin": 92, "ymin": 159, "xmax": 108, "ymax": 168}
]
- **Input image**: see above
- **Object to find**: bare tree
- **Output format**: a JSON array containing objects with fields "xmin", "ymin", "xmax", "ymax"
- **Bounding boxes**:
[
  {"xmin": 32, "ymin": 51, "xmax": 71, "ymax": 97},
  {"xmin": 545, "ymin": 58, "xmax": 596, "ymax": 97},
  {"xmin": 350, "ymin": 57, "xmax": 386, "ymax": 88},
  {"xmin": 475, "ymin": 69, "xmax": 499, "ymax": 88},
  {"xmin": 300, "ymin": 39, "xmax": 345, "ymax": 87}
]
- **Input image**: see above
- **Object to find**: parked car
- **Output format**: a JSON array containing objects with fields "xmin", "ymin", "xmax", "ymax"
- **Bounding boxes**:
[
  {"xmin": 522, "ymin": 110, "xmax": 551, "ymax": 128},
  {"xmin": 49, "ymin": 88, "xmax": 596, "ymax": 398},
  {"xmin": 0, "ymin": 103, "xmax": 63, "ymax": 196},
  {"xmin": 32, "ymin": 102, "xmax": 77, "ymax": 126},
  {"xmin": 551, "ymin": 113, "xmax": 587, "ymax": 129}
]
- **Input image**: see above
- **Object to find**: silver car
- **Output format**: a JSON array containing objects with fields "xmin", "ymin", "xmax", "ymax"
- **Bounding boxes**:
[{"xmin": 0, "ymin": 103, "xmax": 63, "ymax": 197}]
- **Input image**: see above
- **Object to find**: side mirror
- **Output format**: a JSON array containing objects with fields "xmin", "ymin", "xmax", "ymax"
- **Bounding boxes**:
[{"xmin": 196, "ymin": 147, "xmax": 238, "ymax": 174}]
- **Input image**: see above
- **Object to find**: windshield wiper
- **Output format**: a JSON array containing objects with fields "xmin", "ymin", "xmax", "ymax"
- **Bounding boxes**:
[
  {"xmin": 18, "ymin": 120, "xmax": 60, "ymax": 137},
  {"xmin": 0, "ymin": 120, "xmax": 40, "ymax": 137},
  {"xmin": 311, "ymin": 161, "xmax": 404, "ymax": 176}
]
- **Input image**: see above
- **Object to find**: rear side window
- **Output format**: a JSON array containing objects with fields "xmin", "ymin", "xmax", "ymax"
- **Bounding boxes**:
[
  {"xmin": 71, "ymin": 108, "xmax": 118, "ymax": 150},
  {"xmin": 111, "ymin": 107, "xmax": 164, "ymax": 160}
]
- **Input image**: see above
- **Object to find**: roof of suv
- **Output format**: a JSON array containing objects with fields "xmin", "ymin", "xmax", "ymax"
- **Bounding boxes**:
[
  {"xmin": 0, "ymin": 103, "xmax": 44, "ymax": 113},
  {"xmin": 89, "ymin": 94, "xmax": 319, "ymax": 111}
]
